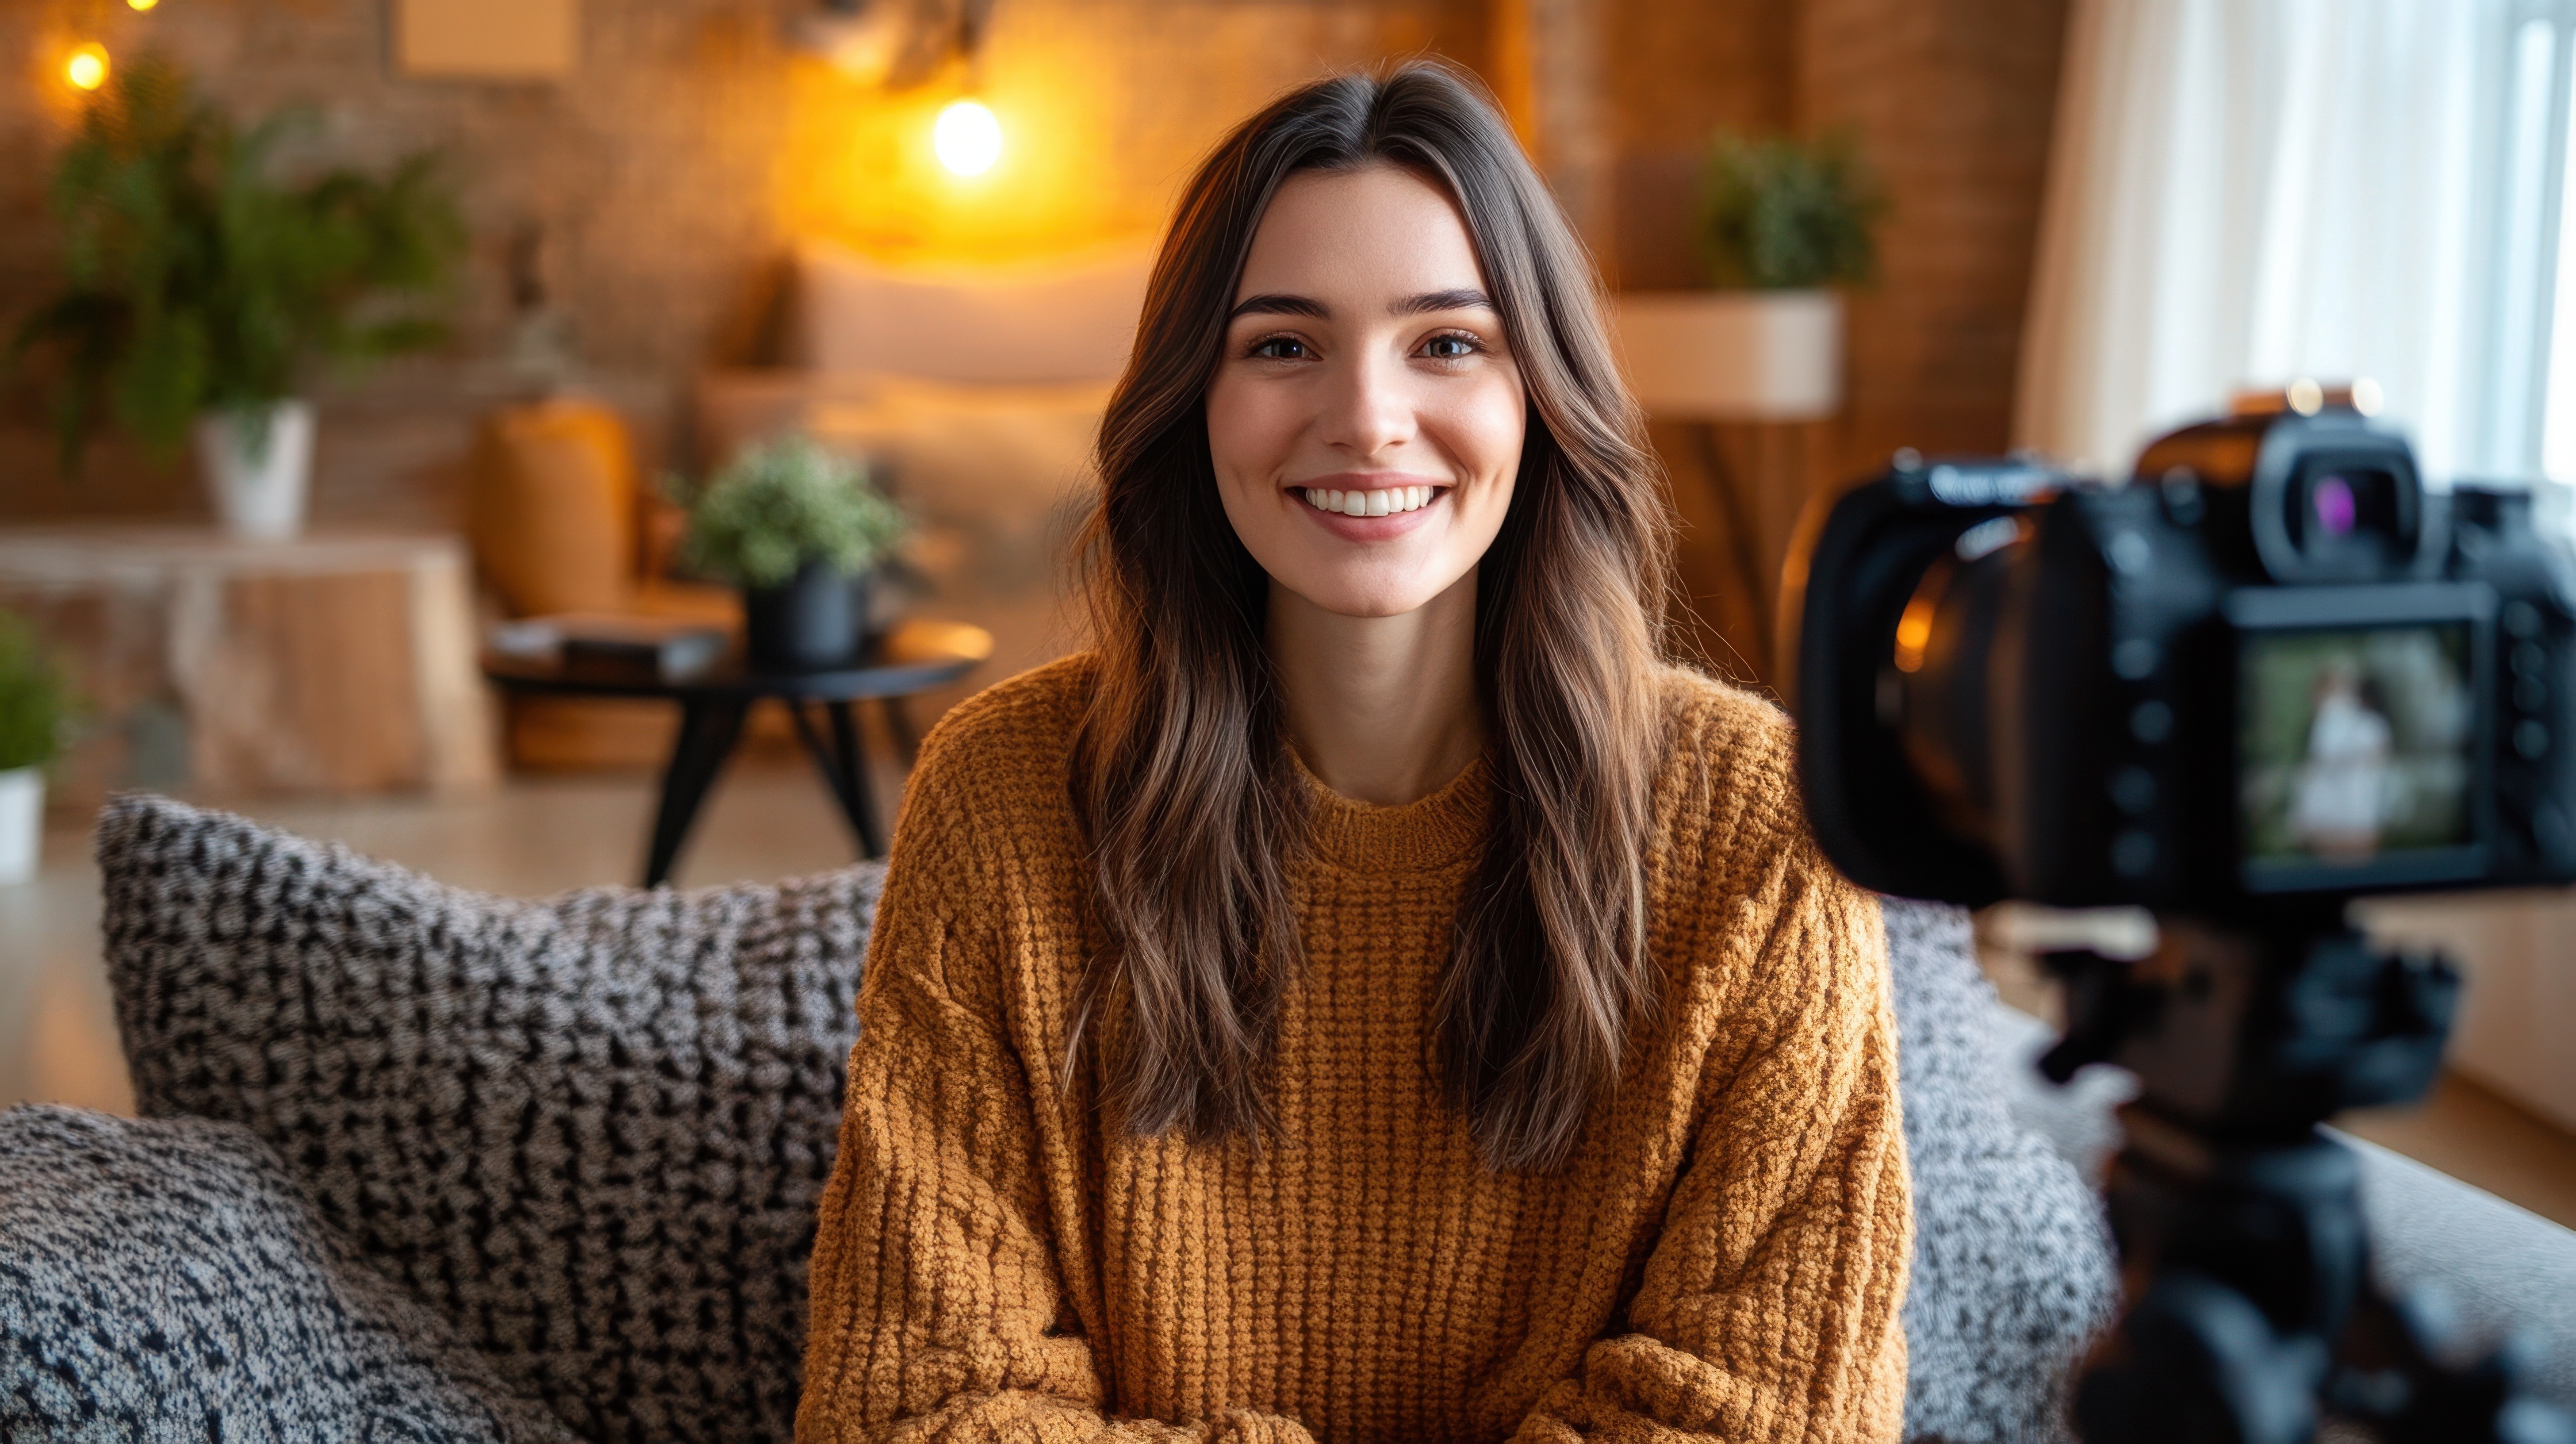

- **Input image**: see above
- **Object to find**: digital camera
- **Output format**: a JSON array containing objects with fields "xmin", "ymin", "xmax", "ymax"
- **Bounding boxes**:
[{"xmin": 1790, "ymin": 392, "xmax": 2576, "ymax": 910}]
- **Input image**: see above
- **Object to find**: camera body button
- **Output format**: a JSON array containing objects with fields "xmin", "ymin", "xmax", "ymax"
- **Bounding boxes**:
[{"xmin": 2514, "ymin": 720, "xmax": 2551, "ymax": 760}]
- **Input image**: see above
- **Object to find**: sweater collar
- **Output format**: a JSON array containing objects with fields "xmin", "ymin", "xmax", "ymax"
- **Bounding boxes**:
[{"xmin": 1290, "ymin": 748, "xmax": 1491, "ymax": 871}]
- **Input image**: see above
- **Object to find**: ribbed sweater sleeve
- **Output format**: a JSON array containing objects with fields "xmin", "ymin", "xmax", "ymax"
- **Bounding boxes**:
[
  {"xmin": 1511, "ymin": 851, "xmax": 1910, "ymax": 1444},
  {"xmin": 794, "ymin": 725, "xmax": 1320, "ymax": 1444}
]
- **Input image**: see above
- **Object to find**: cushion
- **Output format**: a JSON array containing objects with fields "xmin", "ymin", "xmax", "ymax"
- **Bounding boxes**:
[
  {"xmin": 0, "ymin": 1103, "xmax": 575, "ymax": 1442},
  {"xmin": 1882, "ymin": 898, "xmax": 2118, "ymax": 1444},
  {"xmin": 96, "ymin": 794, "xmax": 882, "ymax": 1444},
  {"xmin": 467, "ymin": 399, "xmax": 641, "ymax": 618},
  {"xmin": 782, "ymin": 239, "xmax": 1150, "ymax": 384}
]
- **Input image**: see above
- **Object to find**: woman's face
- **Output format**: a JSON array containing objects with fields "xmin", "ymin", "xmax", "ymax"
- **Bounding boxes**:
[{"xmin": 1205, "ymin": 164, "xmax": 1526, "ymax": 618}]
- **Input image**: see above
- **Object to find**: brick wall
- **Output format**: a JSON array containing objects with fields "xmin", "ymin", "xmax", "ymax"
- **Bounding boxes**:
[
  {"xmin": 3, "ymin": 0, "xmax": 2066, "ymax": 671},
  {"xmin": 0, "ymin": 0, "xmax": 1483, "ymax": 527},
  {"xmin": 1581, "ymin": 0, "xmax": 2072, "ymax": 680}
]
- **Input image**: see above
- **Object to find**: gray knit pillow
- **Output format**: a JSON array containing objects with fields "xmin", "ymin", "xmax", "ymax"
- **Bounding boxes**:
[
  {"xmin": 0, "ymin": 1103, "xmax": 575, "ymax": 1443},
  {"xmin": 1882, "ymin": 897, "xmax": 2119, "ymax": 1444},
  {"xmin": 96, "ymin": 794, "xmax": 882, "ymax": 1444}
]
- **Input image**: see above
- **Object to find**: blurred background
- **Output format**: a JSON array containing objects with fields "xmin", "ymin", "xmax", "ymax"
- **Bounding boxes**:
[{"xmin": 1, "ymin": 0, "xmax": 2572, "ymax": 1223}]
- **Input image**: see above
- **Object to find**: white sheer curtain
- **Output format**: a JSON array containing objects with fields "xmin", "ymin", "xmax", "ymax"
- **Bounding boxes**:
[
  {"xmin": 2013, "ymin": 0, "xmax": 2553, "ymax": 488},
  {"xmin": 2015, "ymin": 0, "xmax": 2576, "ymax": 1131}
]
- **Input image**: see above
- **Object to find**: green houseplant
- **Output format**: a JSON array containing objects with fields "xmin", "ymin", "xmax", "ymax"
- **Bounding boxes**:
[
  {"xmin": 1695, "ymin": 130, "xmax": 1886, "ymax": 291},
  {"xmin": 11, "ymin": 54, "xmax": 463, "ymax": 539},
  {"xmin": 0, "ymin": 611, "xmax": 74, "ymax": 884},
  {"xmin": 1615, "ymin": 128, "xmax": 1888, "ymax": 423},
  {"xmin": 676, "ymin": 434, "xmax": 909, "ymax": 671}
]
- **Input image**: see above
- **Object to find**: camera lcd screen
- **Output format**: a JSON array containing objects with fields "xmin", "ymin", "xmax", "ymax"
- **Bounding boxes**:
[{"xmin": 2239, "ymin": 624, "xmax": 2475, "ymax": 878}]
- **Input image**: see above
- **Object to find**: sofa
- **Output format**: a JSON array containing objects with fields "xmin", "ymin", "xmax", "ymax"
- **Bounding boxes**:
[{"xmin": 2, "ymin": 793, "xmax": 2571, "ymax": 1443}]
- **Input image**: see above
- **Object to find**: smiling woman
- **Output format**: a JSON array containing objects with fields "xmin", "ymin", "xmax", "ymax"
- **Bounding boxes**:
[
  {"xmin": 1209, "ymin": 167, "xmax": 1523, "ymax": 631},
  {"xmin": 799, "ymin": 61, "xmax": 1911, "ymax": 1444}
]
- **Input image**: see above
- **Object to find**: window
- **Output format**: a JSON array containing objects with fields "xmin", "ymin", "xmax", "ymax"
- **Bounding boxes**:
[{"xmin": 2471, "ymin": 0, "xmax": 2576, "ymax": 493}]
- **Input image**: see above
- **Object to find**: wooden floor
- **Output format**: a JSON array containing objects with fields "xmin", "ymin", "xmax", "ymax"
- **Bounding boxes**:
[
  {"xmin": 8, "ymin": 772, "xmax": 2575, "ymax": 1236},
  {"xmin": 1978, "ymin": 929, "xmax": 2576, "ymax": 1231}
]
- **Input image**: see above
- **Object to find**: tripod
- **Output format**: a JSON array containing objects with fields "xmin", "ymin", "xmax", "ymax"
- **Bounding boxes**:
[{"xmin": 2037, "ymin": 904, "xmax": 2576, "ymax": 1444}]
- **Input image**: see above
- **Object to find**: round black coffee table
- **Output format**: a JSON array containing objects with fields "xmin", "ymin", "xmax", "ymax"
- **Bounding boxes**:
[{"xmin": 482, "ymin": 618, "xmax": 993, "ymax": 887}]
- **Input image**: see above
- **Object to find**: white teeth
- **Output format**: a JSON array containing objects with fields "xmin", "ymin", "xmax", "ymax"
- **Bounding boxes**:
[{"xmin": 1303, "ymin": 484, "xmax": 1441, "ymax": 515}]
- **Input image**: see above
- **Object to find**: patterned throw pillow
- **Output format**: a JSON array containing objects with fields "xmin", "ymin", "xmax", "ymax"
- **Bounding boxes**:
[
  {"xmin": 0, "ymin": 1104, "xmax": 575, "ymax": 1442},
  {"xmin": 96, "ymin": 794, "xmax": 881, "ymax": 1444}
]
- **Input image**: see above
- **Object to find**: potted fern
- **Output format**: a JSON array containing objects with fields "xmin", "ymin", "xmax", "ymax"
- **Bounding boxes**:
[
  {"xmin": 12, "ymin": 54, "xmax": 463, "ymax": 539},
  {"xmin": 677, "ymin": 435, "xmax": 909, "ymax": 671},
  {"xmin": 1616, "ymin": 130, "xmax": 1885, "ymax": 420},
  {"xmin": 0, "ymin": 612, "xmax": 73, "ymax": 886}
]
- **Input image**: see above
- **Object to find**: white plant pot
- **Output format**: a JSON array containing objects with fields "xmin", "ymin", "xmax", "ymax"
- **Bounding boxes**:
[
  {"xmin": 1612, "ymin": 289, "xmax": 1844, "ymax": 422},
  {"xmin": 0, "ymin": 765, "xmax": 42, "ymax": 886},
  {"xmin": 194, "ymin": 399, "xmax": 316, "ymax": 541}
]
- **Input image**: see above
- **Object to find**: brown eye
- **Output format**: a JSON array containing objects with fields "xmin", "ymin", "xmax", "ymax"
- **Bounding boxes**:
[
  {"xmin": 1250, "ymin": 336, "xmax": 1310, "ymax": 360},
  {"xmin": 1422, "ymin": 333, "xmax": 1480, "ymax": 359}
]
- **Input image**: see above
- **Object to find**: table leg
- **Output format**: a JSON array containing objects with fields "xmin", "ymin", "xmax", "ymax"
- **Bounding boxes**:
[
  {"xmin": 882, "ymin": 697, "xmax": 921, "ymax": 764},
  {"xmin": 829, "ymin": 700, "xmax": 886, "ymax": 857},
  {"xmin": 789, "ymin": 700, "xmax": 886, "ymax": 860},
  {"xmin": 644, "ymin": 697, "xmax": 748, "ymax": 888}
]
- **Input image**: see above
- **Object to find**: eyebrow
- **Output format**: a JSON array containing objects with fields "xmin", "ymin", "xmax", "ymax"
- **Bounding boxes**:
[{"xmin": 1227, "ymin": 288, "xmax": 1498, "ymax": 322}]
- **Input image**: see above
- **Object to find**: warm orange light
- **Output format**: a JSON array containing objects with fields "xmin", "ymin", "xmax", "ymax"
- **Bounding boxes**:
[
  {"xmin": 1892, "ymin": 595, "xmax": 1935, "ymax": 674},
  {"xmin": 65, "ymin": 44, "xmax": 109, "ymax": 90},
  {"xmin": 934, "ymin": 100, "xmax": 1002, "ymax": 177}
]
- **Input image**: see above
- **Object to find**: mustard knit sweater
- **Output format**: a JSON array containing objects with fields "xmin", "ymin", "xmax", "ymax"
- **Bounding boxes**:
[{"xmin": 798, "ymin": 656, "xmax": 1910, "ymax": 1444}]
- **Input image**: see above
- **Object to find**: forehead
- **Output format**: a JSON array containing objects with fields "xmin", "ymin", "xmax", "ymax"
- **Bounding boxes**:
[{"xmin": 1234, "ymin": 164, "xmax": 1487, "ymax": 302}]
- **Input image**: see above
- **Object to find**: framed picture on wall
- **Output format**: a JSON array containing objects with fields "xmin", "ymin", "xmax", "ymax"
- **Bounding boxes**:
[{"xmin": 396, "ymin": 0, "xmax": 577, "ymax": 80}]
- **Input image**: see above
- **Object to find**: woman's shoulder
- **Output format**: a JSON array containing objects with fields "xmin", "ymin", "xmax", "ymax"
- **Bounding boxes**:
[
  {"xmin": 921, "ymin": 650, "xmax": 1099, "ymax": 755},
  {"xmin": 1644, "ymin": 662, "xmax": 1855, "ymax": 886},
  {"xmin": 901, "ymin": 651, "xmax": 1099, "ymax": 831},
  {"xmin": 1645, "ymin": 663, "xmax": 1884, "ymax": 999},
  {"xmin": 1651, "ymin": 664, "xmax": 1800, "ymax": 811}
]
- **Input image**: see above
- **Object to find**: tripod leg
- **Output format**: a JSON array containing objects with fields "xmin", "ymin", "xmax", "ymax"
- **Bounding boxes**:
[{"xmin": 2075, "ymin": 1271, "xmax": 2319, "ymax": 1444}]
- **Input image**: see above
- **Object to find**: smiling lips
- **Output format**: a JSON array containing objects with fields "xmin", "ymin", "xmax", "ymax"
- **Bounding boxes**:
[{"xmin": 1299, "ymin": 484, "xmax": 1438, "ymax": 517}]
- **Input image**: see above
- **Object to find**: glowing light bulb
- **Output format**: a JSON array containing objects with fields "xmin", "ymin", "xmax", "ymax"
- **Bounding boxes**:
[
  {"xmin": 934, "ymin": 100, "xmax": 1001, "ymax": 177},
  {"xmin": 66, "ymin": 44, "xmax": 109, "ymax": 91},
  {"xmin": 128, "ymin": 0, "xmax": 160, "ymax": 11}
]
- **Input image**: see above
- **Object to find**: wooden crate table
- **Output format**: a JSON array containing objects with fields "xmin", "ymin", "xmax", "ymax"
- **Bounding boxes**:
[{"xmin": 0, "ymin": 526, "xmax": 499, "ymax": 808}]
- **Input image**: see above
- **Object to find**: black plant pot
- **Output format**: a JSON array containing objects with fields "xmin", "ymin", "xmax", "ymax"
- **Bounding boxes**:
[{"xmin": 742, "ymin": 562, "xmax": 874, "ymax": 672}]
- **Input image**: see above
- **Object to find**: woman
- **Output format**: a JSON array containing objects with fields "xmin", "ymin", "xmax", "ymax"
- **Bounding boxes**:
[{"xmin": 799, "ymin": 62, "xmax": 1909, "ymax": 1444}]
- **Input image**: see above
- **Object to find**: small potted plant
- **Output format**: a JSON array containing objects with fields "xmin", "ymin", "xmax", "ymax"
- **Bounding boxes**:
[
  {"xmin": 678, "ymin": 434, "xmax": 909, "ymax": 671},
  {"xmin": 1616, "ymin": 129, "xmax": 1884, "ymax": 420},
  {"xmin": 12, "ymin": 54, "xmax": 463, "ymax": 539},
  {"xmin": 0, "ymin": 612, "xmax": 73, "ymax": 886}
]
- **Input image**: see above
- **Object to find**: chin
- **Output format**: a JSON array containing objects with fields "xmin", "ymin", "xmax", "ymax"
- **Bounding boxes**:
[{"xmin": 1287, "ymin": 573, "xmax": 1451, "ymax": 619}]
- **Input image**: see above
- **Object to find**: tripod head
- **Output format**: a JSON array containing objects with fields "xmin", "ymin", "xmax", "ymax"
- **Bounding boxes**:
[{"xmin": 2039, "ymin": 908, "xmax": 2576, "ymax": 1444}]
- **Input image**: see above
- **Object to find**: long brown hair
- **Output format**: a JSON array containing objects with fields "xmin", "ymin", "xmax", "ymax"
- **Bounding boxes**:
[{"xmin": 1069, "ymin": 61, "xmax": 1675, "ymax": 1172}]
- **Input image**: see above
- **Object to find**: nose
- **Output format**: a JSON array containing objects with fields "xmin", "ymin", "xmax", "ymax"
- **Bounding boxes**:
[{"xmin": 1317, "ymin": 347, "xmax": 1416, "ymax": 459}]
